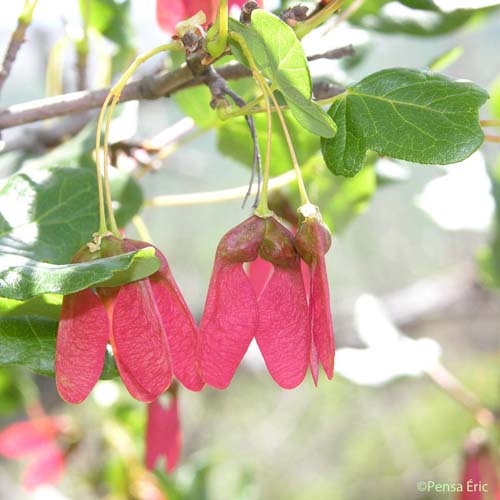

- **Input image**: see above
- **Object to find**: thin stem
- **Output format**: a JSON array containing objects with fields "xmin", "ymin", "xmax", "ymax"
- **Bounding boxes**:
[
  {"xmin": 255, "ymin": 76, "xmax": 273, "ymax": 217},
  {"xmin": 95, "ymin": 43, "xmax": 180, "ymax": 236},
  {"xmin": 323, "ymin": 0, "xmax": 364, "ymax": 34},
  {"xmin": 485, "ymin": 134, "xmax": 500, "ymax": 143},
  {"xmin": 95, "ymin": 92, "xmax": 113, "ymax": 234},
  {"xmin": 426, "ymin": 363, "xmax": 495, "ymax": 427},
  {"xmin": 146, "ymin": 170, "xmax": 297, "ymax": 207},
  {"xmin": 223, "ymin": 91, "xmax": 345, "ymax": 120},
  {"xmin": 220, "ymin": 93, "xmax": 265, "ymax": 120},
  {"xmin": 229, "ymin": 31, "xmax": 311, "ymax": 205},
  {"xmin": 266, "ymin": 87, "xmax": 310, "ymax": 206},
  {"xmin": 480, "ymin": 119, "xmax": 500, "ymax": 127},
  {"xmin": 0, "ymin": 0, "xmax": 39, "ymax": 94},
  {"xmin": 103, "ymin": 94, "xmax": 120, "ymax": 236},
  {"xmin": 295, "ymin": 0, "xmax": 345, "ymax": 39}
]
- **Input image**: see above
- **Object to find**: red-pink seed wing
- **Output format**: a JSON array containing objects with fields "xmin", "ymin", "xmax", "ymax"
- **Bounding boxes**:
[
  {"xmin": 111, "ymin": 280, "xmax": 173, "ymax": 402},
  {"xmin": 22, "ymin": 443, "xmax": 64, "ymax": 490},
  {"xmin": 146, "ymin": 396, "xmax": 181, "ymax": 473},
  {"xmin": 55, "ymin": 289, "xmax": 109, "ymax": 404},
  {"xmin": 256, "ymin": 266, "xmax": 309, "ymax": 389},
  {"xmin": 0, "ymin": 420, "xmax": 56, "ymax": 458},
  {"xmin": 151, "ymin": 273, "xmax": 204, "ymax": 392},
  {"xmin": 246, "ymin": 256, "xmax": 273, "ymax": 300},
  {"xmin": 311, "ymin": 257, "xmax": 335, "ymax": 379},
  {"xmin": 200, "ymin": 260, "xmax": 258, "ymax": 389}
]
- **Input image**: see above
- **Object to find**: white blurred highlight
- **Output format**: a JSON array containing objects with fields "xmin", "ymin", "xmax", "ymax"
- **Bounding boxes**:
[{"xmin": 335, "ymin": 295, "xmax": 442, "ymax": 386}]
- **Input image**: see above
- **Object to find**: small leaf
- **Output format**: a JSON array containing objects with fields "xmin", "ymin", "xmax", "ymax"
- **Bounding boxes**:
[
  {"xmin": 321, "ymin": 68, "xmax": 488, "ymax": 177},
  {"xmin": 0, "ymin": 248, "xmax": 160, "ymax": 301},
  {"xmin": 229, "ymin": 13, "xmax": 336, "ymax": 137},
  {"xmin": 0, "ymin": 317, "xmax": 117, "ymax": 379}
]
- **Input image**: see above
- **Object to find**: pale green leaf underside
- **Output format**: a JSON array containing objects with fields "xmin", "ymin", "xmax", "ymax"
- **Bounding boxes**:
[
  {"xmin": 0, "ymin": 247, "xmax": 160, "ymax": 301},
  {"xmin": 229, "ymin": 12, "xmax": 336, "ymax": 137},
  {"xmin": 321, "ymin": 68, "xmax": 488, "ymax": 176}
]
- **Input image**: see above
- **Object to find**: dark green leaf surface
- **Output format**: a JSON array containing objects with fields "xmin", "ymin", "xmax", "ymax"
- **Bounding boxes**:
[
  {"xmin": 0, "ymin": 247, "xmax": 160, "ymax": 301},
  {"xmin": 229, "ymin": 13, "xmax": 336, "ymax": 137},
  {"xmin": 0, "ymin": 165, "xmax": 99, "ymax": 264},
  {"xmin": 321, "ymin": 68, "xmax": 488, "ymax": 177},
  {"xmin": 0, "ymin": 316, "xmax": 117, "ymax": 379},
  {"xmin": 0, "ymin": 140, "xmax": 143, "ymax": 265}
]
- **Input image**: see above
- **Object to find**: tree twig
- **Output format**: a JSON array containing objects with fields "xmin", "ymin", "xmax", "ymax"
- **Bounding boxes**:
[
  {"xmin": 0, "ymin": 0, "xmax": 39, "ymax": 95},
  {"xmin": 0, "ymin": 47, "xmax": 348, "ymax": 132}
]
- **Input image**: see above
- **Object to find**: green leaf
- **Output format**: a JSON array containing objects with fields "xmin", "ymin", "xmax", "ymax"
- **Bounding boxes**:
[
  {"xmin": 218, "ymin": 109, "xmax": 320, "ymax": 174},
  {"xmin": 321, "ymin": 68, "xmax": 488, "ymax": 177},
  {"xmin": 80, "ymin": 0, "xmax": 134, "ymax": 71},
  {"xmin": 0, "ymin": 316, "xmax": 117, "ymax": 379},
  {"xmin": 229, "ymin": 13, "xmax": 336, "ymax": 137},
  {"xmin": 0, "ymin": 294, "xmax": 61, "ymax": 320},
  {"xmin": 175, "ymin": 85, "xmax": 219, "ymax": 129},
  {"xmin": 0, "ymin": 247, "xmax": 160, "ymax": 301},
  {"xmin": 0, "ymin": 129, "xmax": 143, "ymax": 264},
  {"xmin": 0, "ymin": 165, "xmax": 99, "ymax": 264}
]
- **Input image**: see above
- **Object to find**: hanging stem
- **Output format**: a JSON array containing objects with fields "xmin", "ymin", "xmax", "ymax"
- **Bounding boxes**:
[
  {"xmin": 95, "ymin": 92, "xmax": 113, "ymax": 234},
  {"xmin": 103, "ymin": 94, "xmax": 121, "ymax": 236},
  {"xmin": 230, "ymin": 31, "xmax": 311, "ymax": 206},
  {"xmin": 254, "ymin": 77, "xmax": 273, "ymax": 217},
  {"xmin": 266, "ymin": 88, "xmax": 310, "ymax": 206},
  {"xmin": 94, "ymin": 43, "xmax": 180, "ymax": 237}
]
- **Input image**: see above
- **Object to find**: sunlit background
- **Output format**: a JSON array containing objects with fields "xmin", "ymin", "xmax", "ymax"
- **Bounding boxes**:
[{"xmin": 1, "ymin": 1, "xmax": 500, "ymax": 499}]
